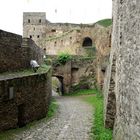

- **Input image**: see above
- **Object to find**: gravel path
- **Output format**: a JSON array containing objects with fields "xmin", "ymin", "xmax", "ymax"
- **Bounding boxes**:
[{"xmin": 14, "ymin": 95, "xmax": 93, "ymax": 140}]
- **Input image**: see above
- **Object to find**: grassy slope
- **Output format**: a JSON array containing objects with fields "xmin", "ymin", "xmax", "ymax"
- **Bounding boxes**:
[{"xmin": 96, "ymin": 19, "xmax": 112, "ymax": 27}]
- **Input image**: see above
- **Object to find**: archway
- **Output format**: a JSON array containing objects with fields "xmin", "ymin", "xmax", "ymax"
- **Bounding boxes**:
[
  {"xmin": 52, "ymin": 76, "xmax": 64, "ymax": 96},
  {"xmin": 82, "ymin": 37, "xmax": 92, "ymax": 47}
]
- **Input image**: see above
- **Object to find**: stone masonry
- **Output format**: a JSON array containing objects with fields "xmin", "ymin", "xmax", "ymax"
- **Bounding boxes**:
[
  {"xmin": 0, "ymin": 30, "xmax": 52, "ymax": 131},
  {"xmin": 49, "ymin": 56, "xmax": 96, "ymax": 94},
  {"xmin": 23, "ymin": 12, "xmax": 111, "ymax": 90},
  {"xmin": 0, "ymin": 30, "xmax": 43, "ymax": 73},
  {"xmin": 104, "ymin": 0, "xmax": 140, "ymax": 139},
  {"xmin": 23, "ymin": 12, "xmax": 111, "ymax": 57},
  {"xmin": 0, "ymin": 69, "xmax": 52, "ymax": 131}
]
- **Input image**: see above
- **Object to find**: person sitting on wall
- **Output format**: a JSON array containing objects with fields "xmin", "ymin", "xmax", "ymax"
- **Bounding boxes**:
[{"xmin": 30, "ymin": 60, "xmax": 40, "ymax": 72}]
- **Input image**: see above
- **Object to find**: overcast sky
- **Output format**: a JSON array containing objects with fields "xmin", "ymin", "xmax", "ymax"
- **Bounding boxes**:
[{"xmin": 0, "ymin": 0, "xmax": 112, "ymax": 35}]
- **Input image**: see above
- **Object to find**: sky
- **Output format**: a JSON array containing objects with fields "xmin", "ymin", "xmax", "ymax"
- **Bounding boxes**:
[{"xmin": 0, "ymin": 0, "xmax": 112, "ymax": 35}]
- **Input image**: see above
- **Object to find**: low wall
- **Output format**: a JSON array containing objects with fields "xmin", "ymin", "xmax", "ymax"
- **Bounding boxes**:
[{"xmin": 0, "ymin": 67, "xmax": 52, "ymax": 131}]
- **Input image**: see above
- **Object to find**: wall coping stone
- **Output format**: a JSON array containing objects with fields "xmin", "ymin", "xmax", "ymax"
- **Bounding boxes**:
[{"xmin": 0, "ymin": 66, "xmax": 51, "ymax": 81}]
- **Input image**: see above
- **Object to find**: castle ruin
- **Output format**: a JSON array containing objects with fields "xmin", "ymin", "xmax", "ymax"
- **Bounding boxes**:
[{"xmin": 23, "ymin": 12, "xmax": 112, "ymax": 89}]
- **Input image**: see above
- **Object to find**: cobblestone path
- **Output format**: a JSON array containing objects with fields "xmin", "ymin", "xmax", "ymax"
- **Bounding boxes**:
[{"xmin": 14, "ymin": 96, "xmax": 93, "ymax": 140}]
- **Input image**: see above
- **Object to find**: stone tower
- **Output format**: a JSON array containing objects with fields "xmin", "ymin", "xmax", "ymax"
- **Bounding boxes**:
[{"xmin": 23, "ymin": 12, "xmax": 46, "ymax": 48}]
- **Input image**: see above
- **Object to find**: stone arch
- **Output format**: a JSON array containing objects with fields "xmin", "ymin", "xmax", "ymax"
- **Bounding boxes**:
[
  {"xmin": 82, "ymin": 37, "xmax": 92, "ymax": 47},
  {"xmin": 52, "ymin": 75, "xmax": 64, "ymax": 95},
  {"xmin": 105, "ymin": 56, "xmax": 116, "ymax": 129}
]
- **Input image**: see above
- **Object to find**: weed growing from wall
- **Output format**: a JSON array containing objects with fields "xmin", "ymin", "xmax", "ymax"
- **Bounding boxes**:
[{"xmin": 53, "ymin": 52, "xmax": 72, "ymax": 66}]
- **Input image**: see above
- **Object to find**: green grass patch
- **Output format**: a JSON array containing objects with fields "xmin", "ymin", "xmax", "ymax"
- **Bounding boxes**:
[
  {"xmin": 83, "ymin": 92, "xmax": 113, "ymax": 140},
  {"xmin": 66, "ymin": 89, "xmax": 97, "ymax": 96},
  {"xmin": 0, "ymin": 98, "xmax": 58, "ymax": 140},
  {"xmin": 47, "ymin": 98, "xmax": 58, "ymax": 118},
  {"xmin": 67, "ymin": 89, "xmax": 112, "ymax": 140},
  {"xmin": 96, "ymin": 19, "xmax": 112, "ymax": 27}
]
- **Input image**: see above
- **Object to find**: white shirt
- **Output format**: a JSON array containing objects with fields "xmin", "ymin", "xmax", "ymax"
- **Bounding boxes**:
[{"xmin": 30, "ymin": 60, "xmax": 40, "ymax": 68}]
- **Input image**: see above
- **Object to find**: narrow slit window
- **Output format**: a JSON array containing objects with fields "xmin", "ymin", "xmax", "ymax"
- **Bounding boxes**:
[
  {"xmin": 9, "ymin": 87, "xmax": 14, "ymax": 99},
  {"xmin": 28, "ymin": 19, "xmax": 30, "ymax": 23}
]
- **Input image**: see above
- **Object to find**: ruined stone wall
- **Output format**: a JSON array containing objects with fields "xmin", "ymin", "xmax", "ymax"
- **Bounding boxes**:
[
  {"xmin": 23, "ymin": 12, "xmax": 111, "ymax": 91},
  {"xmin": 71, "ymin": 58, "xmax": 96, "ymax": 91},
  {"xmin": 53, "ymin": 61, "xmax": 72, "ymax": 93},
  {"xmin": 45, "ymin": 30, "xmax": 80, "ymax": 55},
  {"xmin": 43, "ymin": 23, "xmax": 111, "ymax": 90},
  {"xmin": 0, "ymin": 30, "xmax": 43, "ymax": 73},
  {"xmin": 43, "ymin": 24, "xmax": 111, "ymax": 57},
  {"xmin": 0, "ymin": 68, "xmax": 52, "ymax": 131},
  {"xmin": 51, "ymin": 57, "xmax": 96, "ymax": 94},
  {"xmin": 104, "ymin": 0, "xmax": 140, "ymax": 139},
  {"xmin": 23, "ymin": 12, "xmax": 111, "ymax": 57},
  {"xmin": 93, "ymin": 25, "xmax": 111, "ymax": 89},
  {"xmin": 22, "ymin": 38, "xmax": 43, "ymax": 64}
]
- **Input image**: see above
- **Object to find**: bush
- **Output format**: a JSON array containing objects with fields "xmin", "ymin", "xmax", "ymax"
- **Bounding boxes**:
[{"xmin": 57, "ymin": 52, "xmax": 72, "ymax": 65}]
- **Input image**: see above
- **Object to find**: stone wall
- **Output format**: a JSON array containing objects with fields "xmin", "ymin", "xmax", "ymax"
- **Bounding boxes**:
[
  {"xmin": 0, "ymin": 29, "xmax": 51, "ymax": 131},
  {"xmin": 41, "ymin": 24, "xmax": 111, "ymax": 57},
  {"xmin": 104, "ymin": 0, "xmax": 140, "ymax": 139},
  {"xmin": 104, "ymin": 56, "xmax": 116, "ymax": 129},
  {"xmin": 23, "ymin": 13, "xmax": 111, "ymax": 91},
  {"xmin": 95, "ymin": 26, "xmax": 111, "ymax": 89},
  {"xmin": 51, "ymin": 57, "xmax": 96, "ymax": 94},
  {"xmin": 0, "ymin": 30, "xmax": 43, "ymax": 73},
  {"xmin": 0, "ymin": 68, "xmax": 52, "ymax": 131},
  {"xmin": 23, "ymin": 12, "xmax": 111, "ymax": 57}
]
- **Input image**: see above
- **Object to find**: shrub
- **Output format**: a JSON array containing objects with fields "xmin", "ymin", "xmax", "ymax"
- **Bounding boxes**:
[{"xmin": 57, "ymin": 52, "xmax": 72, "ymax": 65}]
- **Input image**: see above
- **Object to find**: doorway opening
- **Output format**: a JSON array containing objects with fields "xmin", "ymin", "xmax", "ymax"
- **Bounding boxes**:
[
  {"xmin": 17, "ymin": 104, "xmax": 25, "ymax": 127},
  {"xmin": 52, "ymin": 76, "xmax": 64, "ymax": 96}
]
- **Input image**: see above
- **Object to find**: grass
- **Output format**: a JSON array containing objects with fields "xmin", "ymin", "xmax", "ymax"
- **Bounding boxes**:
[
  {"xmin": 68, "ymin": 89, "xmax": 113, "ymax": 140},
  {"xmin": 96, "ymin": 19, "xmax": 112, "ymax": 27},
  {"xmin": 66, "ymin": 89, "xmax": 97, "ymax": 96},
  {"xmin": 46, "ymin": 98, "xmax": 58, "ymax": 118},
  {"xmin": 83, "ymin": 93, "xmax": 112, "ymax": 140},
  {"xmin": 0, "ymin": 98, "xmax": 58, "ymax": 140}
]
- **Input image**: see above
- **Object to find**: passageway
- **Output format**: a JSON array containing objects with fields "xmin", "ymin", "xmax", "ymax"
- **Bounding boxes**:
[
  {"xmin": 52, "ymin": 76, "xmax": 64, "ymax": 96},
  {"xmin": 14, "ymin": 94, "xmax": 93, "ymax": 140}
]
